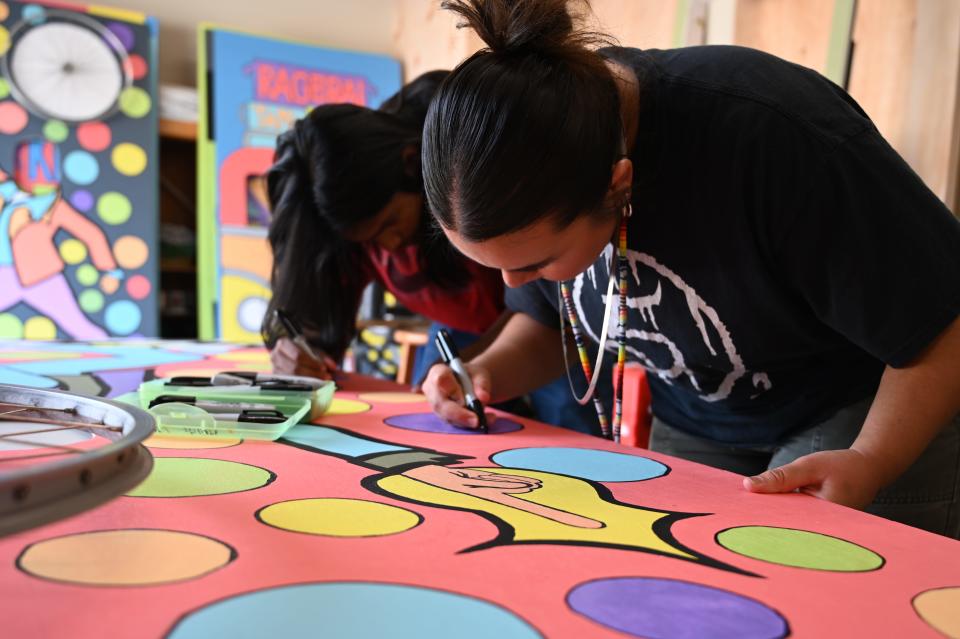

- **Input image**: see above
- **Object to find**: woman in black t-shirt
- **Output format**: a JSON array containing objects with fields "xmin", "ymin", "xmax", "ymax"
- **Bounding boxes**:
[{"xmin": 420, "ymin": 0, "xmax": 960, "ymax": 538}]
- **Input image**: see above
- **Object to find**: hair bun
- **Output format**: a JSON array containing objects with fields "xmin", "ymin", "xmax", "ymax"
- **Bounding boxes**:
[{"xmin": 442, "ymin": 0, "xmax": 593, "ymax": 55}]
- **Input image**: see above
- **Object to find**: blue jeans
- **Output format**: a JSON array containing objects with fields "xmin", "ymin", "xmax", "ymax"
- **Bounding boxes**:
[
  {"xmin": 649, "ymin": 398, "xmax": 960, "ymax": 538},
  {"xmin": 413, "ymin": 323, "xmax": 608, "ymax": 436}
]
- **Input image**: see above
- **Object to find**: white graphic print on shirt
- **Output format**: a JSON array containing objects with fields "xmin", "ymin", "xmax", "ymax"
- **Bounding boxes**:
[{"xmin": 572, "ymin": 245, "xmax": 772, "ymax": 403}]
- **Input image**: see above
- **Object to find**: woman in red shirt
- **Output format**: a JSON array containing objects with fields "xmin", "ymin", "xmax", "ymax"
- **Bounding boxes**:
[{"xmin": 262, "ymin": 71, "xmax": 606, "ymax": 435}]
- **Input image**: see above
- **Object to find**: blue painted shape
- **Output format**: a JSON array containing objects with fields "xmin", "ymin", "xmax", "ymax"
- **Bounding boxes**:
[
  {"xmin": 491, "ymin": 447, "xmax": 668, "ymax": 482},
  {"xmin": 283, "ymin": 425, "xmax": 408, "ymax": 458},
  {"xmin": 168, "ymin": 582, "xmax": 541, "ymax": 639}
]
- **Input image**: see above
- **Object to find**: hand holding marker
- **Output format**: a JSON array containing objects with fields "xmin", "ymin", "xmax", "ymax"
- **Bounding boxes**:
[
  {"xmin": 273, "ymin": 309, "xmax": 340, "ymax": 379},
  {"xmin": 435, "ymin": 329, "xmax": 488, "ymax": 433}
]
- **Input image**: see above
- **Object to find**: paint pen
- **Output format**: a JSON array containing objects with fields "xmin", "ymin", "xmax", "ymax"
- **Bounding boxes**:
[
  {"xmin": 274, "ymin": 308, "xmax": 340, "ymax": 375},
  {"xmin": 435, "ymin": 329, "xmax": 488, "ymax": 433},
  {"xmin": 148, "ymin": 395, "xmax": 275, "ymax": 413},
  {"xmin": 210, "ymin": 371, "xmax": 326, "ymax": 391}
]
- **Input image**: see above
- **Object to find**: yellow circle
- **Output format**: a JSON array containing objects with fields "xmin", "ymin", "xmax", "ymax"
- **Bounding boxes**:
[
  {"xmin": 258, "ymin": 498, "xmax": 420, "ymax": 537},
  {"xmin": 113, "ymin": 235, "xmax": 149, "ymax": 269},
  {"xmin": 357, "ymin": 392, "xmax": 426, "ymax": 404},
  {"xmin": 0, "ymin": 26, "xmax": 9, "ymax": 57},
  {"xmin": 100, "ymin": 274, "xmax": 120, "ymax": 294},
  {"xmin": 145, "ymin": 434, "xmax": 242, "ymax": 450},
  {"xmin": 325, "ymin": 398, "xmax": 371, "ymax": 415},
  {"xmin": 23, "ymin": 317, "xmax": 57, "ymax": 340},
  {"xmin": 112, "ymin": 142, "xmax": 147, "ymax": 176},
  {"xmin": 17, "ymin": 529, "xmax": 234, "ymax": 586},
  {"xmin": 59, "ymin": 239, "xmax": 87, "ymax": 265},
  {"xmin": 915, "ymin": 587, "xmax": 960, "ymax": 638},
  {"xmin": 217, "ymin": 349, "xmax": 271, "ymax": 364}
]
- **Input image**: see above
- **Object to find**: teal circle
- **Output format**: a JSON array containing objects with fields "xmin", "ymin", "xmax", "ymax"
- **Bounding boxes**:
[
  {"xmin": 491, "ymin": 447, "xmax": 668, "ymax": 482},
  {"xmin": 76, "ymin": 264, "xmax": 99, "ymax": 286},
  {"xmin": 63, "ymin": 150, "xmax": 99, "ymax": 185},
  {"xmin": 43, "ymin": 120, "xmax": 68, "ymax": 142},
  {"xmin": 168, "ymin": 582, "xmax": 540, "ymax": 639},
  {"xmin": 104, "ymin": 300, "xmax": 141, "ymax": 335},
  {"xmin": 97, "ymin": 191, "xmax": 132, "ymax": 225},
  {"xmin": 22, "ymin": 4, "xmax": 45, "ymax": 23},
  {"xmin": 79, "ymin": 289, "xmax": 105, "ymax": 313},
  {"xmin": 0, "ymin": 78, "xmax": 9, "ymax": 99}
]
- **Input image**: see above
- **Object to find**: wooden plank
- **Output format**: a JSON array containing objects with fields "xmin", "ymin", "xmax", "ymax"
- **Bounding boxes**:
[{"xmin": 734, "ymin": 0, "xmax": 836, "ymax": 73}]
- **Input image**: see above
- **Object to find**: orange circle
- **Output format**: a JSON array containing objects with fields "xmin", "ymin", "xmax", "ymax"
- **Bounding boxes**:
[{"xmin": 113, "ymin": 235, "xmax": 149, "ymax": 270}]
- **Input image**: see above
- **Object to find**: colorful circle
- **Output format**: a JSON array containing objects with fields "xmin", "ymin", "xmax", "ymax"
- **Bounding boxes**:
[
  {"xmin": 22, "ymin": 4, "xmax": 45, "ymax": 23},
  {"xmin": 97, "ymin": 191, "xmax": 132, "ymax": 225},
  {"xmin": 716, "ymin": 526, "xmax": 883, "ymax": 572},
  {"xmin": 0, "ymin": 3, "xmax": 9, "ymax": 21},
  {"xmin": 358, "ymin": 392, "xmax": 426, "ymax": 403},
  {"xmin": 119, "ymin": 86, "xmax": 151, "ymax": 118},
  {"xmin": 568, "ymin": 577, "xmax": 788, "ymax": 639},
  {"xmin": 127, "ymin": 458, "xmax": 274, "ymax": 497},
  {"xmin": 914, "ymin": 587, "xmax": 960, "ymax": 639},
  {"xmin": 0, "ymin": 25, "xmax": 8, "ymax": 57},
  {"xmin": 42, "ymin": 119, "xmax": 68, "ymax": 142},
  {"xmin": 0, "ymin": 101, "xmax": 28, "ymax": 134},
  {"xmin": 76, "ymin": 264, "xmax": 99, "ymax": 286},
  {"xmin": 0, "ymin": 77, "xmax": 9, "ymax": 99},
  {"xmin": 126, "ymin": 274, "xmax": 151, "ymax": 300},
  {"xmin": 385, "ymin": 413, "xmax": 523, "ymax": 435},
  {"xmin": 76, "ymin": 121, "xmax": 111, "ymax": 152},
  {"xmin": 0, "ymin": 420, "xmax": 92, "ymax": 451},
  {"xmin": 106, "ymin": 22, "xmax": 134, "ymax": 51},
  {"xmin": 100, "ymin": 274, "xmax": 120, "ymax": 294},
  {"xmin": 79, "ymin": 289, "xmax": 105, "ymax": 313},
  {"xmin": 113, "ymin": 235, "xmax": 148, "ymax": 269},
  {"xmin": 128, "ymin": 54, "xmax": 148, "ymax": 80},
  {"xmin": 104, "ymin": 300, "xmax": 142, "ymax": 336},
  {"xmin": 145, "ymin": 435, "xmax": 242, "ymax": 450},
  {"xmin": 491, "ymin": 447, "xmax": 668, "ymax": 482},
  {"xmin": 325, "ymin": 398, "xmax": 371, "ymax": 415},
  {"xmin": 63, "ymin": 150, "xmax": 99, "ymax": 185},
  {"xmin": 112, "ymin": 142, "xmax": 147, "ymax": 176},
  {"xmin": 58, "ymin": 238, "xmax": 87, "ymax": 265},
  {"xmin": 23, "ymin": 316, "xmax": 56, "ymax": 340},
  {"xmin": 237, "ymin": 296, "xmax": 267, "ymax": 333},
  {"xmin": 0, "ymin": 313, "xmax": 24, "ymax": 338},
  {"xmin": 168, "ymin": 582, "xmax": 540, "ymax": 639},
  {"xmin": 18, "ymin": 529, "xmax": 234, "ymax": 586},
  {"xmin": 258, "ymin": 499, "xmax": 421, "ymax": 537},
  {"xmin": 69, "ymin": 189, "xmax": 94, "ymax": 212}
]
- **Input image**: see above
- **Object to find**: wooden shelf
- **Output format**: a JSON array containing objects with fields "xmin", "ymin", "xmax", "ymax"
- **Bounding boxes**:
[{"xmin": 159, "ymin": 118, "xmax": 197, "ymax": 141}]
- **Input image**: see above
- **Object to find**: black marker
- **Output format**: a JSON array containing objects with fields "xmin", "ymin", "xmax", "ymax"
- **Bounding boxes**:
[{"xmin": 435, "ymin": 329, "xmax": 488, "ymax": 433}]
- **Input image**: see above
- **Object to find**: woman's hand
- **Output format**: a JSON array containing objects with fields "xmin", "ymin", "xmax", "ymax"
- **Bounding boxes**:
[
  {"xmin": 269, "ymin": 337, "xmax": 338, "ymax": 380},
  {"xmin": 743, "ymin": 448, "xmax": 884, "ymax": 509},
  {"xmin": 422, "ymin": 361, "xmax": 492, "ymax": 429}
]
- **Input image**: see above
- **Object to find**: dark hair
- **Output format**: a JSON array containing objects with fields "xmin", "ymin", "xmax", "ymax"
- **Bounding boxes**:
[
  {"xmin": 423, "ymin": 0, "xmax": 623, "ymax": 242},
  {"xmin": 262, "ymin": 72, "xmax": 466, "ymax": 358}
]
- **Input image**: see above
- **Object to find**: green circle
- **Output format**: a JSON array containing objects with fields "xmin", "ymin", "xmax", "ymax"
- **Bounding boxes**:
[
  {"xmin": 97, "ymin": 191, "xmax": 132, "ymax": 225},
  {"xmin": 78, "ymin": 289, "xmax": 104, "ymax": 313},
  {"xmin": 0, "ymin": 312, "xmax": 24, "ymax": 338},
  {"xmin": 119, "ymin": 86, "xmax": 151, "ymax": 119},
  {"xmin": 76, "ymin": 264, "xmax": 99, "ymax": 286},
  {"xmin": 717, "ymin": 526, "xmax": 883, "ymax": 572},
  {"xmin": 43, "ymin": 119, "xmax": 68, "ymax": 142},
  {"xmin": 0, "ymin": 78, "xmax": 9, "ymax": 99},
  {"xmin": 127, "ymin": 458, "xmax": 274, "ymax": 497}
]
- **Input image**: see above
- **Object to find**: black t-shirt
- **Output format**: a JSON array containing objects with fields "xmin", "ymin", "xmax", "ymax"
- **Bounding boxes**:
[{"xmin": 506, "ymin": 45, "xmax": 960, "ymax": 445}]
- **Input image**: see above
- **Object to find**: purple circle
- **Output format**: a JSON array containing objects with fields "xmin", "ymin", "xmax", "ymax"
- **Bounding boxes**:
[
  {"xmin": 70, "ymin": 190, "xmax": 94, "ymax": 212},
  {"xmin": 106, "ymin": 22, "xmax": 135, "ymax": 52},
  {"xmin": 384, "ymin": 412, "xmax": 523, "ymax": 435},
  {"xmin": 568, "ymin": 577, "xmax": 788, "ymax": 639}
]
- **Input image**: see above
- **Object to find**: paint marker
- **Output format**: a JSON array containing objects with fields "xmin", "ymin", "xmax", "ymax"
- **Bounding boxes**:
[
  {"xmin": 275, "ymin": 308, "xmax": 338, "ymax": 373},
  {"xmin": 148, "ymin": 395, "xmax": 275, "ymax": 413},
  {"xmin": 211, "ymin": 409, "xmax": 287, "ymax": 424},
  {"xmin": 210, "ymin": 371, "xmax": 325, "ymax": 390},
  {"xmin": 435, "ymin": 329, "xmax": 488, "ymax": 433}
]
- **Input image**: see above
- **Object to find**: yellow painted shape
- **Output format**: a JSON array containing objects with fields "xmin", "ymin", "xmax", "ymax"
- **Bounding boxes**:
[
  {"xmin": 0, "ymin": 351, "xmax": 84, "ymax": 362},
  {"xmin": 145, "ymin": 434, "xmax": 241, "ymax": 450},
  {"xmin": 217, "ymin": 349, "xmax": 270, "ymax": 363},
  {"xmin": 259, "ymin": 498, "xmax": 419, "ymax": 537},
  {"xmin": 18, "ymin": 529, "xmax": 232, "ymax": 585},
  {"xmin": 914, "ymin": 587, "xmax": 960, "ymax": 639},
  {"xmin": 379, "ymin": 467, "xmax": 695, "ymax": 560},
  {"xmin": 325, "ymin": 398, "xmax": 371, "ymax": 415},
  {"xmin": 221, "ymin": 274, "xmax": 271, "ymax": 343},
  {"xmin": 23, "ymin": 317, "xmax": 57, "ymax": 340},
  {"xmin": 357, "ymin": 392, "xmax": 426, "ymax": 404},
  {"xmin": 359, "ymin": 328, "xmax": 388, "ymax": 348},
  {"xmin": 88, "ymin": 5, "xmax": 147, "ymax": 23}
]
